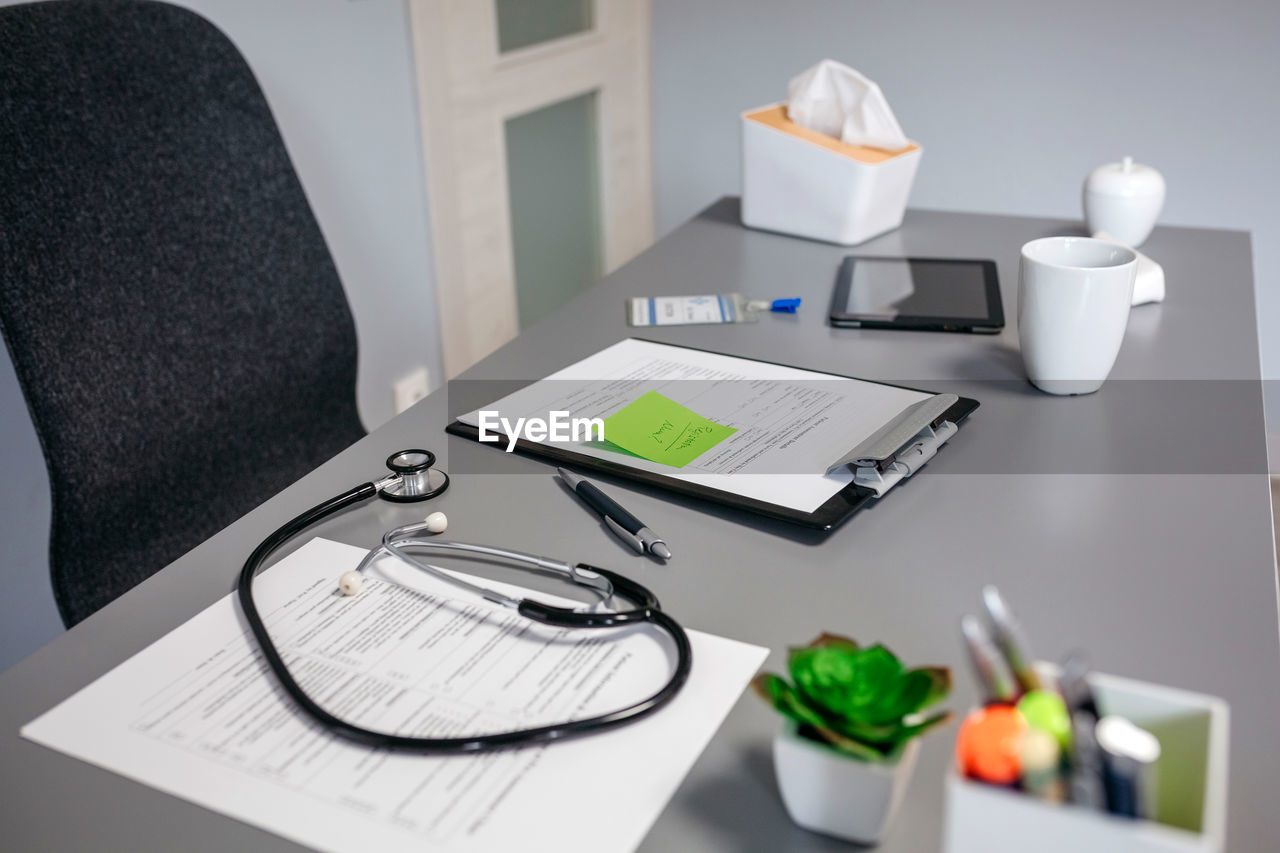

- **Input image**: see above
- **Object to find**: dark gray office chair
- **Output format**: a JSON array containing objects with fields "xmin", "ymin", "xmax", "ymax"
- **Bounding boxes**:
[{"xmin": 0, "ymin": 0, "xmax": 366, "ymax": 625}]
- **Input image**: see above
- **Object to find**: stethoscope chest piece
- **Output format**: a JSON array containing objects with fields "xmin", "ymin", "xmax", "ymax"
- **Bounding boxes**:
[{"xmin": 378, "ymin": 449, "xmax": 450, "ymax": 503}]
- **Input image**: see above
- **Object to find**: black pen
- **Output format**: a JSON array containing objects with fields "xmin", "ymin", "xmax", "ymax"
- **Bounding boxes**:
[{"xmin": 556, "ymin": 468, "xmax": 671, "ymax": 560}]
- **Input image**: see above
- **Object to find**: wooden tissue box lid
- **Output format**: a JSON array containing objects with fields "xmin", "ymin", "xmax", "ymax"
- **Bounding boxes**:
[{"xmin": 744, "ymin": 105, "xmax": 917, "ymax": 165}]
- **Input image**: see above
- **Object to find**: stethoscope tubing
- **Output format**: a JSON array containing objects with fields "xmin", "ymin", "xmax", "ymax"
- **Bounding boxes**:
[{"xmin": 237, "ymin": 472, "xmax": 692, "ymax": 753}]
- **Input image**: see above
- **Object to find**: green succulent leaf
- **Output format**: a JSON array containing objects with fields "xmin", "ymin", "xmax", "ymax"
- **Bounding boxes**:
[
  {"xmin": 790, "ymin": 643, "xmax": 904, "ymax": 723},
  {"xmin": 900, "ymin": 709, "xmax": 953, "ymax": 739},
  {"xmin": 846, "ymin": 644, "xmax": 904, "ymax": 711},
  {"xmin": 914, "ymin": 666, "xmax": 952, "ymax": 709},
  {"xmin": 805, "ymin": 723, "xmax": 888, "ymax": 762},
  {"xmin": 840, "ymin": 710, "xmax": 955, "ymax": 752},
  {"xmin": 751, "ymin": 673, "xmax": 828, "ymax": 731},
  {"xmin": 807, "ymin": 633, "xmax": 860, "ymax": 653},
  {"xmin": 787, "ymin": 647, "xmax": 849, "ymax": 714},
  {"xmin": 823, "ymin": 716, "xmax": 903, "ymax": 744},
  {"xmin": 878, "ymin": 711, "xmax": 955, "ymax": 753},
  {"xmin": 859, "ymin": 665, "xmax": 953, "ymax": 725},
  {"xmin": 753, "ymin": 673, "xmax": 891, "ymax": 761}
]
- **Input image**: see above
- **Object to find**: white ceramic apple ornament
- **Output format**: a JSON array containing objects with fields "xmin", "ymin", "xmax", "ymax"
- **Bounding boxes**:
[{"xmin": 1083, "ymin": 156, "xmax": 1165, "ymax": 248}]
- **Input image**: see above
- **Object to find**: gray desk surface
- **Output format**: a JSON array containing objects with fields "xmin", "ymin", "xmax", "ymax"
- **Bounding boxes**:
[{"xmin": 2, "ymin": 199, "xmax": 1277, "ymax": 851}]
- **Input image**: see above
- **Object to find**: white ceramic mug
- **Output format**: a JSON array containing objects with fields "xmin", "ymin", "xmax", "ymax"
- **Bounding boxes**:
[{"xmin": 1018, "ymin": 237, "xmax": 1137, "ymax": 395}]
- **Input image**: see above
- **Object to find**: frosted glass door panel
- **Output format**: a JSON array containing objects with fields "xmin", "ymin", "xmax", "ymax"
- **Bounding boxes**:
[
  {"xmin": 496, "ymin": 0, "xmax": 593, "ymax": 53},
  {"xmin": 504, "ymin": 92, "xmax": 603, "ymax": 330}
]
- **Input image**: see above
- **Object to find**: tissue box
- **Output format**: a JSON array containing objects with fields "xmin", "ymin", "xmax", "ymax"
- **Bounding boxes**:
[
  {"xmin": 943, "ymin": 671, "xmax": 1229, "ymax": 853},
  {"xmin": 741, "ymin": 104, "xmax": 922, "ymax": 245}
]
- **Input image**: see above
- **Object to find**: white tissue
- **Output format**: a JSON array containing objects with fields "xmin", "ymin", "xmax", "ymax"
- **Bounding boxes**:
[{"xmin": 787, "ymin": 59, "xmax": 910, "ymax": 151}]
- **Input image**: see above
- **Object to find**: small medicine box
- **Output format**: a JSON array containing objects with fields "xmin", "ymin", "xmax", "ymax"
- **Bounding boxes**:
[{"xmin": 740, "ymin": 103, "xmax": 922, "ymax": 246}]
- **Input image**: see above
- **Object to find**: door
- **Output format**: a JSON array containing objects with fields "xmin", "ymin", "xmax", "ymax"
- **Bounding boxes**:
[{"xmin": 410, "ymin": 0, "xmax": 654, "ymax": 377}]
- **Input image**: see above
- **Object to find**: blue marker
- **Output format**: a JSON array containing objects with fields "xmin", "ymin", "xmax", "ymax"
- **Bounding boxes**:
[{"xmin": 746, "ymin": 298, "xmax": 802, "ymax": 313}]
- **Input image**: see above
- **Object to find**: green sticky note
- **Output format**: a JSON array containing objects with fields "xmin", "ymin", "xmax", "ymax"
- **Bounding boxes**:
[{"xmin": 602, "ymin": 391, "xmax": 737, "ymax": 468}]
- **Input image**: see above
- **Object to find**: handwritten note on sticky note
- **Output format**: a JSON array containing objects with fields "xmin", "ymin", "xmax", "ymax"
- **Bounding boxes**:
[{"xmin": 602, "ymin": 391, "xmax": 737, "ymax": 468}]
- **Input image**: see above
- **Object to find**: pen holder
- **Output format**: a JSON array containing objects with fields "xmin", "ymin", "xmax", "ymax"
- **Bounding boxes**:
[
  {"xmin": 740, "ymin": 103, "xmax": 922, "ymax": 246},
  {"xmin": 943, "ymin": 672, "xmax": 1229, "ymax": 853}
]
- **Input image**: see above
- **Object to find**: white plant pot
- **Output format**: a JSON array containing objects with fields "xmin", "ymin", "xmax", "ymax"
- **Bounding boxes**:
[{"xmin": 773, "ymin": 722, "xmax": 921, "ymax": 845}]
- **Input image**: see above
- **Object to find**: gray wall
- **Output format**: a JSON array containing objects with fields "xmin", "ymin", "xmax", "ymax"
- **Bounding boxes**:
[
  {"xmin": 0, "ymin": 0, "xmax": 440, "ymax": 670},
  {"xmin": 650, "ymin": 0, "xmax": 1280, "ymax": 381}
]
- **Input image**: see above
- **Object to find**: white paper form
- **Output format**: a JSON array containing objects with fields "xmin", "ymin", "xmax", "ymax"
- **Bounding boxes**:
[
  {"xmin": 22, "ymin": 538, "xmax": 767, "ymax": 853},
  {"xmin": 458, "ymin": 338, "xmax": 930, "ymax": 513}
]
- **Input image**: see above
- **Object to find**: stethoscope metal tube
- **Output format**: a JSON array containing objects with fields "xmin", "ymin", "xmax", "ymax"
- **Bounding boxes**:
[
  {"xmin": 365, "ymin": 526, "xmax": 616, "ymax": 610},
  {"xmin": 237, "ymin": 449, "xmax": 692, "ymax": 753}
]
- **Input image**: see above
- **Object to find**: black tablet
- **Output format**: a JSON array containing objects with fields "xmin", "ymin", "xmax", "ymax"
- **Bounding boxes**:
[{"xmin": 829, "ymin": 256, "xmax": 1003, "ymax": 333}]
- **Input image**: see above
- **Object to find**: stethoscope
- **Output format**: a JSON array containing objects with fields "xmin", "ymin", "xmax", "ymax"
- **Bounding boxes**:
[{"xmin": 237, "ymin": 449, "xmax": 692, "ymax": 753}]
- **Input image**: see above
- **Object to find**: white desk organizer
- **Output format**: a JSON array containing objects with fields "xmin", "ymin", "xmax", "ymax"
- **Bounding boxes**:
[
  {"xmin": 944, "ymin": 672, "xmax": 1229, "ymax": 853},
  {"xmin": 740, "ymin": 103, "xmax": 922, "ymax": 246}
]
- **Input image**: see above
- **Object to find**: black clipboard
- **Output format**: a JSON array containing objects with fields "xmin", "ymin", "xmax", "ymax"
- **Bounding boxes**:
[{"xmin": 445, "ymin": 339, "xmax": 978, "ymax": 531}]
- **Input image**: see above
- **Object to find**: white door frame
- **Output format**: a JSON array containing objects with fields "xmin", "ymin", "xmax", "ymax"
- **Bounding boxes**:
[{"xmin": 410, "ymin": 0, "xmax": 654, "ymax": 377}]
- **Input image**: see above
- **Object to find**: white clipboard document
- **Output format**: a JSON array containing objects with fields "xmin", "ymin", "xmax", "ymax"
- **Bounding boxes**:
[
  {"xmin": 22, "ymin": 538, "xmax": 767, "ymax": 853},
  {"xmin": 448, "ymin": 338, "xmax": 977, "ymax": 529}
]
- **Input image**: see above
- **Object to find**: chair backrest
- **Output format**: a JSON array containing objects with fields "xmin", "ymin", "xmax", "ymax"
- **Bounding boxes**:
[{"xmin": 0, "ymin": 0, "xmax": 366, "ymax": 625}]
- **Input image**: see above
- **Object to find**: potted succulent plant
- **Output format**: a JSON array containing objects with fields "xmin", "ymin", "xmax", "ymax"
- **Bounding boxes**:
[{"xmin": 753, "ymin": 633, "xmax": 951, "ymax": 844}]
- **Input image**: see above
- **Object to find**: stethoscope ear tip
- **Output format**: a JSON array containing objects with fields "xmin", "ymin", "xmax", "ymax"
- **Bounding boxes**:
[
  {"xmin": 338, "ymin": 571, "xmax": 364, "ymax": 596},
  {"xmin": 338, "ymin": 511, "xmax": 447, "ymax": 595}
]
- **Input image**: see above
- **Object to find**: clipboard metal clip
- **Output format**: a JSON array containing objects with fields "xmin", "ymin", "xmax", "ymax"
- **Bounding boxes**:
[
  {"xmin": 851, "ymin": 419, "xmax": 958, "ymax": 496},
  {"xmin": 827, "ymin": 394, "xmax": 961, "ymax": 497}
]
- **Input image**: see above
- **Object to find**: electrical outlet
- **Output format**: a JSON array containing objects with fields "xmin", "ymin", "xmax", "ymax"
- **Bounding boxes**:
[{"xmin": 393, "ymin": 367, "xmax": 430, "ymax": 414}]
